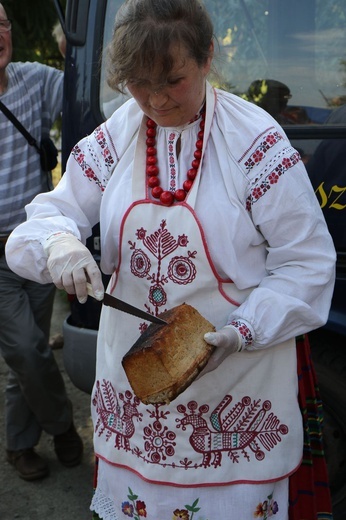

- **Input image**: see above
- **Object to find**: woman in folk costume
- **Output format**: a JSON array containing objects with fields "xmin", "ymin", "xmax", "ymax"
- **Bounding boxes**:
[{"xmin": 6, "ymin": 0, "xmax": 335, "ymax": 518}]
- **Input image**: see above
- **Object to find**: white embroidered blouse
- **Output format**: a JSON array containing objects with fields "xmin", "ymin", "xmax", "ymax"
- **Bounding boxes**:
[{"xmin": 6, "ymin": 83, "xmax": 336, "ymax": 350}]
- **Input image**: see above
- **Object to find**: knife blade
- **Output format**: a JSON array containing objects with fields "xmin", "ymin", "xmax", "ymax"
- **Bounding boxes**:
[{"xmin": 86, "ymin": 283, "xmax": 167, "ymax": 325}]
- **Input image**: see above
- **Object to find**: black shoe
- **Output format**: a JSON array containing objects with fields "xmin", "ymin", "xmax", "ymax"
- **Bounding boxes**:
[
  {"xmin": 54, "ymin": 422, "xmax": 83, "ymax": 467},
  {"xmin": 6, "ymin": 448, "xmax": 49, "ymax": 481}
]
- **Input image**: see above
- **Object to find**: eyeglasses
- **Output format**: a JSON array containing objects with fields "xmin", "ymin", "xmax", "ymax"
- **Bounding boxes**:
[{"xmin": 0, "ymin": 19, "xmax": 12, "ymax": 33}]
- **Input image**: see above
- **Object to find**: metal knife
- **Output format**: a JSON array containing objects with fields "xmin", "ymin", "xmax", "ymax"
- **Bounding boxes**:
[{"xmin": 86, "ymin": 283, "xmax": 167, "ymax": 325}]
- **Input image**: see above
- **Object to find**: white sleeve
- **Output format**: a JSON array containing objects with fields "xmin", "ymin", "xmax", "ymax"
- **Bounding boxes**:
[{"xmin": 229, "ymin": 156, "xmax": 336, "ymax": 350}]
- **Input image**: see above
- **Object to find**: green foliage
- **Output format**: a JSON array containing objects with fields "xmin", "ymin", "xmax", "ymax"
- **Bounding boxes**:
[{"xmin": 2, "ymin": 0, "xmax": 65, "ymax": 69}]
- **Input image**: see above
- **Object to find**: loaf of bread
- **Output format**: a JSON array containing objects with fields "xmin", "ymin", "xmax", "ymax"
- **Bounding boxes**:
[{"xmin": 122, "ymin": 303, "xmax": 215, "ymax": 404}]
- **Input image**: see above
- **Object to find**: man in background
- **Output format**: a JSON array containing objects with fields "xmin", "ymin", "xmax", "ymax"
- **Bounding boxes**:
[{"xmin": 0, "ymin": 3, "xmax": 83, "ymax": 481}]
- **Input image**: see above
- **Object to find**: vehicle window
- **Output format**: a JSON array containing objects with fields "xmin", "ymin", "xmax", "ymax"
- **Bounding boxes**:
[
  {"xmin": 100, "ymin": 0, "xmax": 130, "ymax": 119},
  {"xmin": 100, "ymin": 0, "xmax": 346, "ymax": 126}
]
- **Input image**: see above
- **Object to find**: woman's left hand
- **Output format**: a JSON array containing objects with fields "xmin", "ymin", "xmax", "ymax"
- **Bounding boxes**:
[{"xmin": 198, "ymin": 325, "xmax": 242, "ymax": 377}]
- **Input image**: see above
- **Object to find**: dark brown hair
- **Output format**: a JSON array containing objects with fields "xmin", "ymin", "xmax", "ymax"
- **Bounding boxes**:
[{"xmin": 107, "ymin": 0, "xmax": 214, "ymax": 93}]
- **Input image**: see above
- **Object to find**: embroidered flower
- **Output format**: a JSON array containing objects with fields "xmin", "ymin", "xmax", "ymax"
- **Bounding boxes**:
[
  {"xmin": 269, "ymin": 500, "xmax": 279, "ymax": 515},
  {"xmin": 252, "ymin": 150, "xmax": 264, "ymax": 163},
  {"xmin": 95, "ymin": 127, "xmax": 105, "ymax": 142},
  {"xmin": 143, "ymin": 419, "xmax": 176, "ymax": 462},
  {"xmin": 139, "ymin": 322, "xmax": 148, "ymax": 334},
  {"xmin": 177, "ymin": 234, "xmax": 189, "ymax": 247},
  {"xmin": 254, "ymin": 504, "xmax": 264, "ymax": 517},
  {"xmin": 230, "ymin": 321, "xmax": 253, "ymax": 347},
  {"xmin": 122, "ymin": 501, "xmax": 134, "ymax": 517},
  {"xmin": 76, "ymin": 152, "xmax": 85, "ymax": 165},
  {"xmin": 268, "ymin": 172, "xmax": 279, "ymax": 184},
  {"xmin": 168, "ymin": 256, "xmax": 197, "ymax": 285},
  {"xmin": 254, "ymin": 500, "xmax": 268, "ymax": 518},
  {"xmin": 130, "ymin": 250, "xmax": 151, "ymax": 278},
  {"xmin": 254, "ymin": 494, "xmax": 278, "ymax": 518},
  {"xmin": 238, "ymin": 323, "xmax": 250, "ymax": 336},
  {"xmin": 121, "ymin": 490, "xmax": 148, "ymax": 518},
  {"xmin": 172, "ymin": 509, "xmax": 190, "ymax": 520},
  {"xmin": 252, "ymin": 187, "xmax": 263, "ymax": 199},
  {"xmin": 149, "ymin": 284, "xmax": 167, "ymax": 307},
  {"xmin": 265, "ymin": 133, "xmax": 277, "ymax": 145},
  {"xmin": 136, "ymin": 500, "xmax": 147, "ymax": 517},
  {"xmin": 84, "ymin": 166, "xmax": 95, "ymax": 179},
  {"xmin": 172, "ymin": 499, "xmax": 201, "ymax": 519},
  {"xmin": 136, "ymin": 227, "xmax": 147, "ymax": 240}
]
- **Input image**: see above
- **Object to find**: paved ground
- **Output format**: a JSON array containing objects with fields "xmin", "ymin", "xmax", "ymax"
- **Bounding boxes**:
[{"xmin": 0, "ymin": 290, "xmax": 95, "ymax": 520}]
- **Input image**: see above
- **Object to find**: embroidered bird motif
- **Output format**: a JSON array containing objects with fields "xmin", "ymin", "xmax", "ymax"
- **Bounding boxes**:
[{"xmin": 176, "ymin": 395, "xmax": 288, "ymax": 467}]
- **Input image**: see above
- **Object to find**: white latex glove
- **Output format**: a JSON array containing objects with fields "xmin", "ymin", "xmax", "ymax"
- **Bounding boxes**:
[
  {"xmin": 198, "ymin": 325, "xmax": 243, "ymax": 378},
  {"xmin": 43, "ymin": 233, "xmax": 104, "ymax": 304}
]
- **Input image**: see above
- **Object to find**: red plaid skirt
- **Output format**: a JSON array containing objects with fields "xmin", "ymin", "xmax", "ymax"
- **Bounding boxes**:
[{"xmin": 288, "ymin": 334, "xmax": 333, "ymax": 519}]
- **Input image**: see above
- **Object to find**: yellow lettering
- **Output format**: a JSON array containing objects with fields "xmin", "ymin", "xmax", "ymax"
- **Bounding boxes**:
[
  {"xmin": 314, "ymin": 182, "xmax": 328, "ymax": 208},
  {"xmin": 314, "ymin": 183, "xmax": 346, "ymax": 210},
  {"xmin": 328, "ymin": 185, "xmax": 346, "ymax": 210}
]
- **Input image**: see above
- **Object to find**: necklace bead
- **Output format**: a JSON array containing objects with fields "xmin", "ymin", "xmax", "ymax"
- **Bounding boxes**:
[
  {"xmin": 148, "ymin": 176, "xmax": 160, "ymax": 188},
  {"xmin": 187, "ymin": 168, "xmax": 197, "ymax": 181},
  {"xmin": 152, "ymin": 186, "xmax": 163, "ymax": 199},
  {"xmin": 174, "ymin": 189, "xmax": 187, "ymax": 202},
  {"xmin": 145, "ymin": 108, "xmax": 205, "ymax": 206},
  {"xmin": 160, "ymin": 191, "xmax": 175, "ymax": 206}
]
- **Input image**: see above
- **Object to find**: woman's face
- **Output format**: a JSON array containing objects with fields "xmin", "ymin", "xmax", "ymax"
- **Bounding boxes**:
[{"xmin": 126, "ymin": 42, "xmax": 213, "ymax": 127}]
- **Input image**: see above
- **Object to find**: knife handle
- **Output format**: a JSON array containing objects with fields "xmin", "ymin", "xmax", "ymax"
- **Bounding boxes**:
[{"xmin": 86, "ymin": 282, "xmax": 96, "ymax": 299}]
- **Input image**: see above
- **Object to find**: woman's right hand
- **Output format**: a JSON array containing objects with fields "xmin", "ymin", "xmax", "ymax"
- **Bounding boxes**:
[{"xmin": 43, "ymin": 233, "xmax": 104, "ymax": 303}]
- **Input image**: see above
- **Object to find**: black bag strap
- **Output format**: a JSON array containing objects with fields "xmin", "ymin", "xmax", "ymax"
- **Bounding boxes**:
[{"xmin": 0, "ymin": 99, "xmax": 40, "ymax": 153}]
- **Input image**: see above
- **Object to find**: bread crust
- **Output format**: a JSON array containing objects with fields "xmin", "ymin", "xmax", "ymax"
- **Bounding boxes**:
[{"xmin": 122, "ymin": 303, "xmax": 215, "ymax": 404}]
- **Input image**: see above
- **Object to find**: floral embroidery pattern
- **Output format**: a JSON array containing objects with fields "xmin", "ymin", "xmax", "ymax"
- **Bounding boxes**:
[
  {"xmin": 72, "ymin": 125, "xmax": 115, "ymax": 191},
  {"xmin": 143, "ymin": 406, "xmax": 176, "ymax": 463},
  {"xmin": 122, "ymin": 488, "xmax": 147, "ymax": 518},
  {"xmin": 128, "ymin": 220, "xmax": 197, "ymax": 317},
  {"xmin": 243, "ymin": 131, "xmax": 283, "ymax": 172},
  {"xmin": 168, "ymin": 132, "xmax": 178, "ymax": 192},
  {"xmin": 120, "ymin": 489, "xmax": 205, "ymax": 520},
  {"xmin": 172, "ymin": 498, "xmax": 202, "ymax": 520},
  {"xmin": 254, "ymin": 492, "xmax": 279, "ymax": 518},
  {"xmin": 94, "ymin": 126, "xmax": 115, "ymax": 173},
  {"xmin": 72, "ymin": 144, "xmax": 105, "ymax": 191},
  {"xmin": 230, "ymin": 319, "xmax": 253, "ymax": 347},
  {"xmin": 245, "ymin": 150, "xmax": 300, "ymax": 211}
]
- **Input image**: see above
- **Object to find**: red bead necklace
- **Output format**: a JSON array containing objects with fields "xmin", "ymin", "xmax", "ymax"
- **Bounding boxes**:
[{"xmin": 145, "ymin": 109, "xmax": 206, "ymax": 206}]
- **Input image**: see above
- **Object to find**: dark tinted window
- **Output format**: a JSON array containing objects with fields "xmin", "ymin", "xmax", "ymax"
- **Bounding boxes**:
[{"xmin": 100, "ymin": 0, "xmax": 346, "ymax": 126}]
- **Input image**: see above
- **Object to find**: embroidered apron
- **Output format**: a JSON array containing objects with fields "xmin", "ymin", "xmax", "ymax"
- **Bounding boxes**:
[{"xmin": 92, "ymin": 85, "xmax": 303, "ymax": 487}]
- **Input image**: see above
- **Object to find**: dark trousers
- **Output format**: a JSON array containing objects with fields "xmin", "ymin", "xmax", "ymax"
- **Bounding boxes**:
[{"xmin": 0, "ymin": 256, "xmax": 72, "ymax": 450}]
